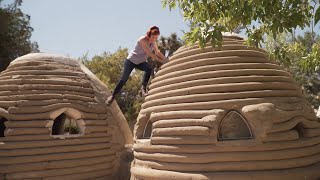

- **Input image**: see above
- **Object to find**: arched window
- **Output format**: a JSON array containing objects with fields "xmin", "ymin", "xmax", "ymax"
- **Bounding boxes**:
[
  {"xmin": 143, "ymin": 119, "xmax": 152, "ymax": 139},
  {"xmin": 218, "ymin": 111, "xmax": 252, "ymax": 140},
  {"xmin": 51, "ymin": 113, "xmax": 80, "ymax": 135},
  {"xmin": 0, "ymin": 117, "xmax": 7, "ymax": 137},
  {"xmin": 292, "ymin": 123, "xmax": 303, "ymax": 138}
]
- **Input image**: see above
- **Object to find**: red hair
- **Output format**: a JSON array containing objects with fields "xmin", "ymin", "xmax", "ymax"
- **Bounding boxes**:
[{"xmin": 146, "ymin": 26, "xmax": 160, "ymax": 38}]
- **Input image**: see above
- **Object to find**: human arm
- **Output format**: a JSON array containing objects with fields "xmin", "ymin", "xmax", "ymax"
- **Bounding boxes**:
[
  {"xmin": 153, "ymin": 43, "xmax": 169, "ymax": 64},
  {"xmin": 139, "ymin": 38, "xmax": 164, "ymax": 63}
]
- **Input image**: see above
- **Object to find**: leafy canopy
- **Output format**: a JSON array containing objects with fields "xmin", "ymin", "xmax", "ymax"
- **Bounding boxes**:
[
  {"xmin": 82, "ymin": 32, "xmax": 184, "ymax": 122},
  {"xmin": 265, "ymin": 31, "xmax": 320, "ymax": 107},
  {"xmin": 162, "ymin": 0, "xmax": 319, "ymax": 48},
  {"xmin": 82, "ymin": 48, "xmax": 143, "ymax": 122},
  {"xmin": 0, "ymin": 0, "xmax": 39, "ymax": 71}
]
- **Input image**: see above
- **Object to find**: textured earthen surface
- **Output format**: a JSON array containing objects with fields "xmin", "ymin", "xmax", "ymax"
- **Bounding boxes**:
[
  {"xmin": 0, "ymin": 53, "xmax": 133, "ymax": 180},
  {"xmin": 131, "ymin": 36, "xmax": 320, "ymax": 179}
]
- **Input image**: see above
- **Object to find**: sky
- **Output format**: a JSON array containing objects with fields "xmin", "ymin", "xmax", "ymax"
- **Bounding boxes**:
[
  {"xmin": 18, "ymin": 0, "xmax": 189, "ymax": 59},
  {"xmin": 6, "ymin": 0, "xmax": 320, "ymax": 59}
]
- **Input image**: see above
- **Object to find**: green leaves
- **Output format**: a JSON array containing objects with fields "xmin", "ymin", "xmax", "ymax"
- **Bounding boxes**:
[
  {"xmin": 157, "ymin": 33, "xmax": 183, "ymax": 58},
  {"xmin": 162, "ymin": 0, "xmax": 176, "ymax": 10},
  {"xmin": 162, "ymin": 0, "xmax": 316, "ymax": 48},
  {"xmin": 299, "ymin": 43, "xmax": 320, "ymax": 73},
  {"xmin": 265, "ymin": 31, "xmax": 320, "ymax": 108},
  {"xmin": 163, "ymin": 0, "xmax": 320, "ymax": 109},
  {"xmin": 315, "ymin": 6, "xmax": 320, "ymax": 25},
  {"xmin": 83, "ymin": 48, "xmax": 145, "ymax": 122},
  {"xmin": 0, "ymin": 0, "xmax": 39, "ymax": 72},
  {"xmin": 266, "ymin": 31, "xmax": 320, "ymax": 76}
]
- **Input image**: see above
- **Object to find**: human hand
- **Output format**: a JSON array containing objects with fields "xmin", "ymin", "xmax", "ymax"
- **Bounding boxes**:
[{"xmin": 162, "ymin": 58, "xmax": 169, "ymax": 64}]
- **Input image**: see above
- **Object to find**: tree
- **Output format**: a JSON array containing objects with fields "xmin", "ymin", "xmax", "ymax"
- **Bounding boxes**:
[
  {"xmin": 148, "ymin": 33, "xmax": 183, "ymax": 76},
  {"xmin": 157, "ymin": 33, "xmax": 183, "ymax": 58},
  {"xmin": 265, "ymin": 31, "xmax": 320, "ymax": 108},
  {"xmin": 162, "ymin": 0, "xmax": 319, "ymax": 48},
  {"xmin": 0, "ymin": 0, "xmax": 39, "ymax": 72},
  {"xmin": 163, "ymin": 1, "xmax": 320, "ymax": 109},
  {"xmin": 83, "ymin": 32, "xmax": 184, "ymax": 122},
  {"xmin": 296, "ymin": 31, "xmax": 320, "ymax": 52}
]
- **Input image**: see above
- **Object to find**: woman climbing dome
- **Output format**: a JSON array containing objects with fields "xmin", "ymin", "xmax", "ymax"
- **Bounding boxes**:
[{"xmin": 106, "ymin": 26, "xmax": 168, "ymax": 105}]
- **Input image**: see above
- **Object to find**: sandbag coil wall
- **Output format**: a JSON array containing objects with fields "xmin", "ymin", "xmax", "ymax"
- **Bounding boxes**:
[{"xmin": 0, "ymin": 57, "xmax": 120, "ymax": 180}]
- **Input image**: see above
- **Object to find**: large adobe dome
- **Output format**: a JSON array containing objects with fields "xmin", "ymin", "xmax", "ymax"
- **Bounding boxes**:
[
  {"xmin": 0, "ymin": 53, "xmax": 132, "ymax": 180},
  {"xmin": 131, "ymin": 36, "xmax": 320, "ymax": 179}
]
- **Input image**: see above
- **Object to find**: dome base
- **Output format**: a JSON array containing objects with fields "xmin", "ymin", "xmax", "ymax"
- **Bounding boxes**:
[{"xmin": 131, "ymin": 162, "xmax": 320, "ymax": 180}]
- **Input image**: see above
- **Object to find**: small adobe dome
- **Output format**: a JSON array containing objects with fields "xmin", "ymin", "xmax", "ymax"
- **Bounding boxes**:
[
  {"xmin": 131, "ymin": 36, "xmax": 320, "ymax": 179},
  {"xmin": 0, "ymin": 53, "xmax": 133, "ymax": 180}
]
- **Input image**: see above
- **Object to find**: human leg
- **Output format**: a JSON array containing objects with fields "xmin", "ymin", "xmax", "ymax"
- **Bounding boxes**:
[
  {"xmin": 106, "ymin": 59, "xmax": 135, "ymax": 105},
  {"xmin": 136, "ymin": 62, "xmax": 152, "ymax": 96},
  {"xmin": 112, "ymin": 59, "xmax": 135, "ymax": 96},
  {"xmin": 136, "ymin": 61, "xmax": 152, "ymax": 88}
]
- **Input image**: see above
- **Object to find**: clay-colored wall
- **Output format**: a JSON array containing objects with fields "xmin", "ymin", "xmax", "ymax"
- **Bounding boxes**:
[
  {"xmin": 131, "ymin": 37, "xmax": 320, "ymax": 180},
  {"xmin": 0, "ymin": 54, "xmax": 133, "ymax": 180}
]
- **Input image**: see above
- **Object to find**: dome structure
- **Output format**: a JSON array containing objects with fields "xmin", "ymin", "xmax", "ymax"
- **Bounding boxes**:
[
  {"xmin": 0, "ymin": 53, "xmax": 133, "ymax": 180},
  {"xmin": 131, "ymin": 36, "xmax": 320, "ymax": 179}
]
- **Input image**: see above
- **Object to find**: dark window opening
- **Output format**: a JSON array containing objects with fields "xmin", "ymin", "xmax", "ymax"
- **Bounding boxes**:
[
  {"xmin": 0, "ymin": 117, "xmax": 7, "ymax": 137},
  {"xmin": 218, "ymin": 111, "xmax": 253, "ymax": 141},
  {"xmin": 51, "ymin": 113, "xmax": 80, "ymax": 135},
  {"xmin": 292, "ymin": 123, "xmax": 304, "ymax": 138},
  {"xmin": 143, "ymin": 120, "xmax": 152, "ymax": 139}
]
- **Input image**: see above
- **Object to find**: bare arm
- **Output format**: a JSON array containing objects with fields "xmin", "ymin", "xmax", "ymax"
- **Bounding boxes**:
[
  {"xmin": 154, "ymin": 44, "xmax": 169, "ymax": 63},
  {"xmin": 139, "ymin": 38, "xmax": 163, "ymax": 63}
]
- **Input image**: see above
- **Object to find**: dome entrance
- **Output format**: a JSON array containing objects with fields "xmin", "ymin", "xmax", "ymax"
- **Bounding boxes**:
[{"xmin": 218, "ymin": 111, "xmax": 252, "ymax": 140}]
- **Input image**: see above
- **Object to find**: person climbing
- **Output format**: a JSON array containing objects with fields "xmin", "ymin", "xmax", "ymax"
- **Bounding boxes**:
[{"xmin": 106, "ymin": 26, "xmax": 168, "ymax": 105}]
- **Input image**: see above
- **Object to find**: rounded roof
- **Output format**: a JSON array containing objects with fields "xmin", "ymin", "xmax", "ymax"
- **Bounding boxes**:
[
  {"xmin": 0, "ymin": 53, "xmax": 133, "ymax": 143},
  {"xmin": 11, "ymin": 53, "xmax": 79, "ymax": 66},
  {"xmin": 142, "ymin": 37, "xmax": 303, "ymax": 114},
  {"xmin": 0, "ymin": 53, "xmax": 99, "ymax": 120},
  {"xmin": 132, "ymin": 37, "xmax": 320, "ymax": 179}
]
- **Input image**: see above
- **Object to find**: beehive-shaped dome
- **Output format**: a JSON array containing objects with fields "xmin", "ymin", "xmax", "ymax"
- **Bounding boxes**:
[
  {"xmin": 0, "ymin": 53, "xmax": 133, "ymax": 180},
  {"xmin": 131, "ymin": 36, "xmax": 320, "ymax": 179}
]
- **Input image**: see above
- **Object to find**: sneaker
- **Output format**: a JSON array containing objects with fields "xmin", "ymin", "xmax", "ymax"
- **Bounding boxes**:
[{"xmin": 106, "ymin": 95, "xmax": 115, "ymax": 105}]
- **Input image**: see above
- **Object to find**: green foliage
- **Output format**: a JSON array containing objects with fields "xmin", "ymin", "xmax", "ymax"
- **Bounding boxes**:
[
  {"xmin": 82, "ymin": 49, "xmax": 129, "ymax": 89},
  {"xmin": 149, "ymin": 33, "xmax": 184, "ymax": 76},
  {"xmin": 82, "ymin": 48, "xmax": 143, "ymax": 122},
  {"xmin": 0, "ymin": 0, "xmax": 39, "ymax": 72},
  {"xmin": 82, "ymin": 32, "xmax": 184, "ymax": 122},
  {"xmin": 162, "ymin": 0, "xmax": 317, "ymax": 48},
  {"xmin": 315, "ymin": 5, "xmax": 320, "ymax": 25},
  {"xmin": 157, "ymin": 33, "xmax": 183, "ymax": 58},
  {"xmin": 162, "ymin": 0, "xmax": 320, "ymax": 108},
  {"xmin": 266, "ymin": 32, "xmax": 320, "ymax": 75},
  {"xmin": 300, "ymin": 43, "xmax": 320, "ymax": 73},
  {"xmin": 64, "ymin": 125, "xmax": 79, "ymax": 134},
  {"xmin": 265, "ymin": 31, "xmax": 320, "ymax": 108}
]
